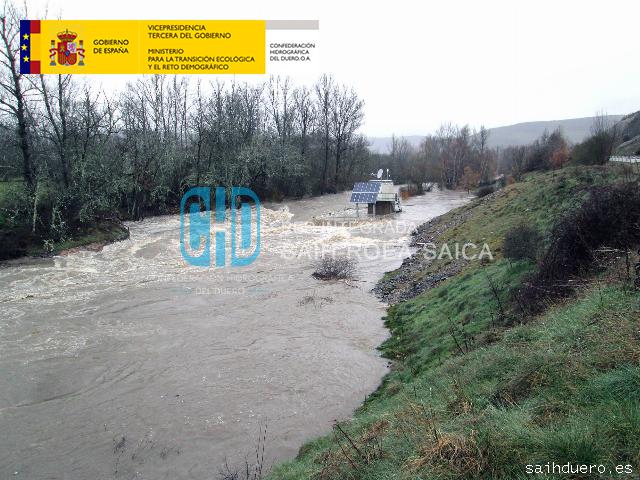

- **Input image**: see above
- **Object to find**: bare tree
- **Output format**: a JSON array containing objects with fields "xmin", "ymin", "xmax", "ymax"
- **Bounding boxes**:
[
  {"xmin": 267, "ymin": 76, "xmax": 293, "ymax": 144},
  {"xmin": 502, "ymin": 145, "xmax": 527, "ymax": 180},
  {"xmin": 191, "ymin": 79, "xmax": 206, "ymax": 185},
  {"xmin": 292, "ymin": 85, "xmax": 315, "ymax": 158},
  {"xmin": 239, "ymin": 81, "xmax": 263, "ymax": 142},
  {"xmin": 0, "ymin": 3, "xmax": 35, "ymax": 189},
  {"xmin": 75, "ymin": 85, "xmax": 118, "ymax": 177},
  {"xmin": 476, "ymin": 125, "xmax": 491, "ymax": 182},
  {"xmin": 37, "ymin": 74, "xmax": 73, "ymax": 187},
  {"xmin": 590, "ymin": 110, "xmax": 619, "ymax": 164},
  {"xmin": 389, "ymin": 135, "xmax": 414, "ymax": 186},
  {"xmin": 314, "ymin": 74, "xmax": 334, "ymax": 192},
  {"xmin": 330, "ymin": 84, "xmax": 364, "ymax": 189}
]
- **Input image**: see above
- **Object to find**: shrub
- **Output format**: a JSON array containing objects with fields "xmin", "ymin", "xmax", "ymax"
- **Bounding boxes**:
[
  {"xmin": 312, "ymin": 256, "xmax": 356, "ymax": 280},
  {"xmin": 476, "ymin": 185, "xmax": 495, "ymax": 198},
  {"xmin": 524, "ymin": 128, "xmax": 568, "ymax": 172},
  {"xmin": 521, "ymin": 182, "xmax": 640, "ymax": 310},
  {"xmin": 503, "ymin": 225, "xmax": 541, "ymax": 262},
  {"xmin": 571, "ymin": 128, "xmax": 618, "ymax": 165}
]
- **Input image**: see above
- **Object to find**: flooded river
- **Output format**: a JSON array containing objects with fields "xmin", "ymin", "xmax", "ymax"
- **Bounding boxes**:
[{"xmin": 0, "ymin": 189, "xmax": 468, "ymax": 479}]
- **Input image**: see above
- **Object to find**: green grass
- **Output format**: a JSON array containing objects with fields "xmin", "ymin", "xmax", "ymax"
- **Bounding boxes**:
[
  {"xmin": 268, "ymin": 165, "xmax": 640, "ymax": 480},
  {"xmin": 381, "ymin": 259, "xmax": 532, "ymax": 374},
  {"xmin": 409, "ymin": 165, "xmax": 631, "ymax": 283}
]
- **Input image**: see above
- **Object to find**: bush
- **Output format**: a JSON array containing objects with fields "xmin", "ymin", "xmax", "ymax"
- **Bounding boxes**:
[
  {"xmin": 503, "ymin": 225, "xmax": 541, "ymax": 262},
  {"xmin": 312, "ymin": 256, "xmax": 356, "ymax": 280},
  {"xmin": 571, "ymin": 129, "xmax": 618, "ymax": 166},
  {"xmin": 571, "ymin": 136, "xmax": 608, "ymax": 165},
  {"xmin": 521, "ymin": 182, "xmax": 640, "ymax": 310},
  {"xmin": 476, "ymin": 185, "xmax": 495, "ymax": 198},
  {"xmin": 524, "ymin": 128, "xmax": 568, "ymax": 172},
  {"xmin": 0, "ymin": 180, "xmax": 33, "ymax": 259}
]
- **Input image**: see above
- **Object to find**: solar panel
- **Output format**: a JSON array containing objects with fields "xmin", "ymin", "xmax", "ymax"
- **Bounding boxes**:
[
  {"xmin": 350, "ymin": 192, "xmax": 378, "ymax": 203},
  {"xmin": 354, "ymin": 182, "xmax": 382, "ymax": 193},
  {"xmin": 350, "ymin": 182, "xmax": 381, "ymax": 203}
]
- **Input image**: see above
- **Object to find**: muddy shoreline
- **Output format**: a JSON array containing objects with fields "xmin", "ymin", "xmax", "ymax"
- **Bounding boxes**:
[{"xmin": 372, "ymin": 200, "xmax": 472, "ymax": 304}]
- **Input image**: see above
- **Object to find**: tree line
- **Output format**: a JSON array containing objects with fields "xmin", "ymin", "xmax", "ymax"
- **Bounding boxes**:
[
  {"xmin": 387, "ymin": 124, "xmax": 497, "ymax": 192},
  {"xmin": 0, "ymin": 2, "xmax": 371, "ymax": 251},
  {"xmin": 385, "ymin": 112, "xmax": 621, "ymax": 194}
]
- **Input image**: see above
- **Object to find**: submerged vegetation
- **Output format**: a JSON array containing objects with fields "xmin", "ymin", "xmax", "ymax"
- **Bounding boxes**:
[
  {"xmin": 312, "ymin": 256, "xmax": 357, "ymax": 281},
  {"xmin": 269, "ymin": 164, "xmax": 640, "ymax": 479}
]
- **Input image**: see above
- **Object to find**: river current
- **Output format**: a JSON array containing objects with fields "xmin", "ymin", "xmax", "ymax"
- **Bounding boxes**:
[{"xmin": 0, "ymin": 189, "xmax": 468, "ymax": 479}]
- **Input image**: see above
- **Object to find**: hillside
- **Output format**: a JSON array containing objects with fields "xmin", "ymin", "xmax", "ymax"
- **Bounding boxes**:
[
  {"xmin": 269, "ymin": 165, "xmax": 640, "ymax": 479},
  {"xmin": 485, "ymin": 116, "xmax": 623, "ymax": 148},
  {"xmin": 615, "ymin": 110, "xmax": 640, "ymax": 156},
  {"xmin": 368, "ymin": 115, "xmax": 625, "ymax": 153}
]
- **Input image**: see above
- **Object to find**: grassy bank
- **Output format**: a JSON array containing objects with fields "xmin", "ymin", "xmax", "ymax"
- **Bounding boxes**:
[{"xmin": 269, "ymin": 165, "xmax": 640, "ymax": 479}]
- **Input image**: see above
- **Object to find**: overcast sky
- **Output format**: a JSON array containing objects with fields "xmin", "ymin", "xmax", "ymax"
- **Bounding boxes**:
[{"xmin": 24, "ymin": 0, "xmax": 640, "ymax": 136}]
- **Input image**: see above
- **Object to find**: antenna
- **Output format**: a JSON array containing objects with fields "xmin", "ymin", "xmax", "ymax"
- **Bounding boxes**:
[{"xmin": 376, "ymin": 169, "xmax": 383, "ymax": 179}]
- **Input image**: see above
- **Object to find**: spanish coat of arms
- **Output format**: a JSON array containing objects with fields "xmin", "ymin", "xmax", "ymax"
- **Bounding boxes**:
[{"xmin": 49, "ymin": 29, "xmax": 85, "ymax": 66}]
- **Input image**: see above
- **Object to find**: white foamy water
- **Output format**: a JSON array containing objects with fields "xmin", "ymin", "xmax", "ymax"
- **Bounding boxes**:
[{"xmin": 0, "ymin": 189, "xmax": 469, "ymax": 479}]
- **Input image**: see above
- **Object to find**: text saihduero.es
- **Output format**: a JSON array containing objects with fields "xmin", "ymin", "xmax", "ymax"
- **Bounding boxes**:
[{"xmin": 526, "ymin": 463, "xmax": 634, "ymax": 475}]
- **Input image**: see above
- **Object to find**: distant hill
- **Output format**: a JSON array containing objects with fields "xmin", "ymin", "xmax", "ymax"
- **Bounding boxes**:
[
  {"xmin": 368, "ymin": 115, "xmax": 625, "ymax": 153},
  {"xmin": 485, "ymin": 116, "xmax": 625, "ymax": 148}
]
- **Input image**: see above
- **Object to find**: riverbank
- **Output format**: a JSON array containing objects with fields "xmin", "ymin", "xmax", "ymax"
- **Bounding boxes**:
[
  {"xmin": 0, "ymin": 219, "xmax": 130, "ymax": 262},
  {"xmin": 52, "ymin": 221, "xmax": 130, "ymax": 256},
  {"xmin": 269, "ymin": 164, "xmax": 640, "ymax": 479}
]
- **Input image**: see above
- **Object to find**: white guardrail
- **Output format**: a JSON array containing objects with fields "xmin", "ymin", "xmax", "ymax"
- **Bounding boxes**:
[{"xmin": 610, "ymin": 156, "xmax": 640, "ymax": 163}]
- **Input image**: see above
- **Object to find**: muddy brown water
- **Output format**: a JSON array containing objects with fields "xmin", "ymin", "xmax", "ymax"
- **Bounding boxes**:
[{"xmin": 0, "ymin": 189, "xmax": 469, "ymax": 479}]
